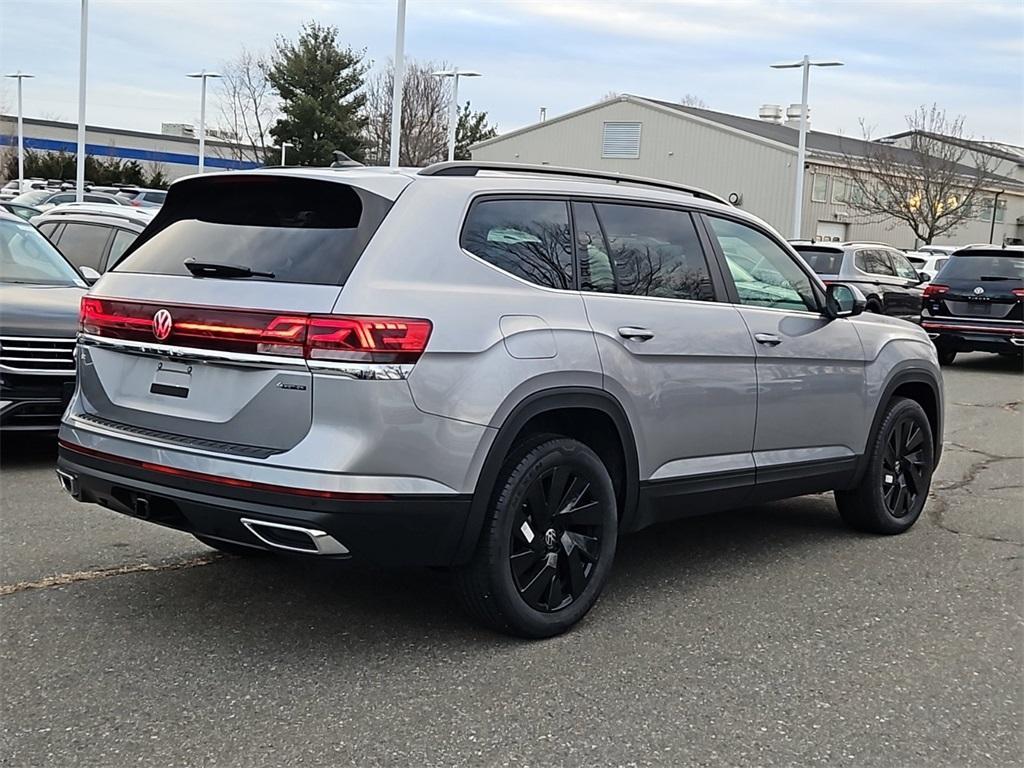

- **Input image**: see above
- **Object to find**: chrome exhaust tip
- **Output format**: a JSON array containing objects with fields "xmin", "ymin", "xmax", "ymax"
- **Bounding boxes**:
[
  {"xmin": 56, "ymin": 469, "xmax": 79, "ymax": 498},
  {"xmin": 240, "ymin": 518, "xmax": 349, "ymax": 556}
]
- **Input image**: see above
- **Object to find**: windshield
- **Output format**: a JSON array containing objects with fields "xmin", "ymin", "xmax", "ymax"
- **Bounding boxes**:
[
  {"xmin": 936, "ymin": 254, "xmax": 1024, "ymax": 281},
  {"xmin": 0, "ymin": 219, "xmax": 85, "ymax": 286},
  {"xmin": 11, "ymin": 189, "xmax": 53, "ymax": 206},
  {"xmin": 795, "ymin": 248, "xmax": 844, "ymax": 275}
]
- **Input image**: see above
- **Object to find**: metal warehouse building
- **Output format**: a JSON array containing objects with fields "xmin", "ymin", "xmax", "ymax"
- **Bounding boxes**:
[
  {"xmin": 0, "ymin": 115, "xmax": 261, "ymax": 181},
  {"xmin": 471, "ymin": 95, "xmax": 1024, "ymax": 249}
]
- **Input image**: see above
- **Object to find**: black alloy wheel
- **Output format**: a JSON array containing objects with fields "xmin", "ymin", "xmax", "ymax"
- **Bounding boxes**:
[
  {"xmin": 835, "ymin": 397, "xmax": 934, "ymax": 535},
  {"xmin": 509, "ymin": 465, "xmax": 605, "ymax": 612},
  {"xmin": 880, "ymin": 416, "xmax": 927, "ymax": 518},
  {"xmin": 455, "ymin": 435, "xmax": 618, "ymax": 638}
]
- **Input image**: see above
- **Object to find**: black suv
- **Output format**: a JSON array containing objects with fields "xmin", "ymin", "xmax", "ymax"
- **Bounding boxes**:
[
  {"xmin": 920, "ymin": 246, "xmax": 1024, "ymax": 365},
  {"xmin": 791, "ymin": 241, "xmax": 925, "ymax": 318}
]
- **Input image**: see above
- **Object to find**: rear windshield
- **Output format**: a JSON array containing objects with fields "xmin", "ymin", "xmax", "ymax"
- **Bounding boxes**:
[
  {"xmin": 795, "ymin": 247, "xmax": 844, "ymax": 275},
  {"xmin": 113, "ymin": 176, "xmax": 392, "ymax": 284},
  {"xmin": 936, "ymin": 253, "xmax": 1024, "ymax": 281}
]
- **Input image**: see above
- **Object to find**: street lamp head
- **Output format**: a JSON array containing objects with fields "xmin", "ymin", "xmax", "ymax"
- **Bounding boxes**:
[
  {"xmin": 431, "ymin": 69, "xmax": 482, "ymax": 78},
  {"xmin": 771, "ymin": 60, "xmax": 844, "ymax": 69},
  {"xmin": 4, "ymin": 72, "xmax": 35, "ymax": 79},
  {"xmin": 186, "ymin": 71, "xmax": 222, "ymax": 79}
]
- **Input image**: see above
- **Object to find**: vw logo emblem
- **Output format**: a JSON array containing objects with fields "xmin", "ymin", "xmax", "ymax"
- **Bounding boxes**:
[
  {"xmin": 152, "ymin": 309, "xmax": 173, "ymax": 341},
  {"xmin": 973, "ymin": 286, "xmax": 985, "ymax": 296},
  {"xmin": 544, "ymin": 529, "xmax": 558, "ymax": 549}
]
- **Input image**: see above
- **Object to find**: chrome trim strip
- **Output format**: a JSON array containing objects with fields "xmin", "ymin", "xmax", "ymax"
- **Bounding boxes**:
[
  {"xmin": 927, "ymin": 314, "xmax": 1022, "ymax": 324},
  {"xmin": 920, "ymin": 322, "xmax": 1024, "ymax": 334},
  {"xmin": 308, "ymin": 360, "xmax": 413, "ymax": 379},
  {"xmin": 0, "ymin": 335, "xmax": 78, "ymax": 343},
  {"xmin": 240, "ymin": 518, "xmax": 349, "ymax": 555},
  {"xmin": 1011, "ymin": 338, "xmax": 1024, "ymax": 347},
  {"xmin": 78, "ymin": 333, "xmax": 308, "ymax": 370}
]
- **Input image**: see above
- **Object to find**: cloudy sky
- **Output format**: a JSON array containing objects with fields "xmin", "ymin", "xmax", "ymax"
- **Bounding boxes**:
[{"xmin": 1, "ymin": 0, "xmax": 1021, "ymax": 143}]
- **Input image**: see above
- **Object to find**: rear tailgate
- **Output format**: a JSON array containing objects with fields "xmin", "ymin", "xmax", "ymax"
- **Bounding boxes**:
[{"xmin": 73, "ymin": 172, "xmax": 408, "ymax": 454}]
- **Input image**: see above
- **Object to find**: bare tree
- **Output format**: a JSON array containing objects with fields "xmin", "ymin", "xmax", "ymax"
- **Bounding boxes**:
[
  {"xmin": 840, "ymin": 105, "xmax": 994, "ymax": 245},
  {"xmin": 679, "ymin": 93, "xmax": 707, "ymax": 108},
  {"xmin": 216, "ymin": 47, "xmax": 277, "ymax": 165},
  {"xmin": 364, "ymin": 59, "xmax": 452, "ymax": 167}
]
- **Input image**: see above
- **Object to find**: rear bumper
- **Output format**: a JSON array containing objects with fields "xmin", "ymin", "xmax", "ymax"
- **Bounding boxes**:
[
  {"xmin": 57, "ymin": 443, "xmax": 473, "ymax": 566},
  {"xmin": 920, "ymin": 319, "xmax": 1024, "ymax": 354}
]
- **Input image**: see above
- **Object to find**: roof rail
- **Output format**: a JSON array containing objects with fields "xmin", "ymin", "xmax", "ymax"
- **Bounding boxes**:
[
  {"xmin": 38, "ymin": 203, "xmax": 155, "ymax": 222},
  {"xmin": 418, "ymin": 161, "xmax": 730, "ymax": 206},
  {"xmin": 840, "ymin": 241, "xmax": 896, "ymax": 247}
]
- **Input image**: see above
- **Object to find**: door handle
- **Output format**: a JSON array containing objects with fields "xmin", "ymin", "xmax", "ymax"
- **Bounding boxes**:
[
  {"xmin": 754, "ymin": 333, "xmax": 782, "ymax": 346},
  {"xmin": 617, "ymin": 326, "xmax": 655, "ymax": 341}
]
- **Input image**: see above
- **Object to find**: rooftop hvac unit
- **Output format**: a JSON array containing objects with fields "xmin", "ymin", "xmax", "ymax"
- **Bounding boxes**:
[
  {"xmin": 785, "ymin": 104, "xmax": 809, "ymax": 129},
  {"xmin": 758, "ymin": 104, "xmax": 783, "ymax": 123}
]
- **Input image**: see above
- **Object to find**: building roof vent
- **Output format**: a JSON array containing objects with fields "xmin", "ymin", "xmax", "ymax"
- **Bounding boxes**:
[
  {"xmin": 758, "ymin": 104, "xmax": 783, "ymax": 123},
  {"xmin": 785, "ymin": 103, "xmax": 809, "ymax": 129},
  {"xmin": 601, "ymin": 121, "xmax": 642, "ymax": 159}
]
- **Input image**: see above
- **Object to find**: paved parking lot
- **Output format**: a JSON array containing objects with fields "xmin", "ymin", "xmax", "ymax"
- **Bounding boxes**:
[{"xmin": 1, "ymin": 353, "xmax": 1021, "ymax": 767}]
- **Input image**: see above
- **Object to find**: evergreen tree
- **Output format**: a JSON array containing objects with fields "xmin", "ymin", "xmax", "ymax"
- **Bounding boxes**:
[
  {"xmin": 455, "ymin": 102, "xmax": 497, "ymax": 160},
  {"xmin": 267, "ymin": 22, "xmax": 368, "ymax": 165}
]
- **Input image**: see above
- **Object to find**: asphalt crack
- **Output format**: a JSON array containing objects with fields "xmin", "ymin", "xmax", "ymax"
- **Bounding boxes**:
[{"xmin": 0, "ymin": 554, "xmax": 224, "ymax": 597}]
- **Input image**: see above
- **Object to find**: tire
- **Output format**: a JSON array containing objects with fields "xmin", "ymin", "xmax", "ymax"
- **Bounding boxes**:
[
  {"xmin": 835, "ymin": 397, "xmax": 934, "ymax": 535},
  {"xmin": 193, "ymin": 534, "xmax": 270, "ymax": 557},
  {"xmin": 455, "ymin": 436, "xmax": 619, "ymax": 638},
  {"xmin": 865, "ymin": 301, "xmax": 882, "ymax": 314},
  {"xmin": 937, "ymin": 347, "xmax": 957, "ymax": 366}
]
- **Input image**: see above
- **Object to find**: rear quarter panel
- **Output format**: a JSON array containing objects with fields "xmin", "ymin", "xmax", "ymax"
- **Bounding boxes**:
[{"xmin": 331, "ymin": 180, "xmax": 605, "ymax": 489}]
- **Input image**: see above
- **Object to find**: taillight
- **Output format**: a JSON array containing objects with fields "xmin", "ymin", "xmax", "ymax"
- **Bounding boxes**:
[
  {"xmin": 307, "ymin": 316, "xmax": 432, "ymax": 363},
  {"xmin": 80, "ymin": 298, "xmax": 431, "ymax": 363},
  {"xmin": 1012, "ymin": 288, "xmax": 1024, "ymax": 299},
  {"xmin": 922, "ymin": 284, "xmax": 949, "ymax": 298}
]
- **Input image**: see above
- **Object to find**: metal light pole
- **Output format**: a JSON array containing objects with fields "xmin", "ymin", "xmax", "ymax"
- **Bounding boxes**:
[
  {"xmin": 76, "ymin": 0, "xmax": 89, "ymax": 202},
  {"xmin": 280, "ymin": 142, "xmax": 293, "ymax": 166},
  {"xmin": 4, "ymin": 72, "xmax": 34, "ymax": 193},
  {"xmin": 771, "ymin": 56, "xmax": 843, "ymax": 239},
  {"xmin": 389, "ymin": 0, "xmax": 407, "ymax": 168},
  {"xmin": 431, "ymin": 68, "xmax": 482, "ymax": 162},
  {"xmin": 187, "ymin": 70, "xmax": 221, "ymax": 173}
]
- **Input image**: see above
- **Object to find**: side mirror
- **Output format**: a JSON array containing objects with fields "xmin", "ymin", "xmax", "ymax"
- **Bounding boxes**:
[
  {"xmin": 79, "ymin": 266, "xmax": 101, "ymax": 285},
  {"xmin": 824, "ymin": 282, "xmax": 866, "ymax": 319},
  {"xmin": 917, "ymin": 271, "xmax": 931, "ymax": 284}
]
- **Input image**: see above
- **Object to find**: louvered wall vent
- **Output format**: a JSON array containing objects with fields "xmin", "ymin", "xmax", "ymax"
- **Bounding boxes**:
[{"xmin": 601, "ymin": 121, "xmax": 642, "ymax": 159}]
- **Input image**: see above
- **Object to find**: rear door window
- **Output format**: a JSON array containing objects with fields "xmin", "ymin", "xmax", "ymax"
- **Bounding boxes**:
[
  {"xmin": 461, "ymin": 198, "xmax": 574, "ymax": 289},
  {"xmin": 592, "ymin": 203, "xmax": 715, "ymax": 301},
  {"xmin": 55, "ymin": 222, "xmax": 112, "ymax": 271},
  {"xmin": 36, "ymin": 222, "xmax": 61, "ymax": 241},
  {"xmin": 114, "ymin": 176, "xmax": 393, "ymax": 286},
  {"xmin": 106, "ymin": 228, "xmax": 138, "ymax": 269},
  {"xmin": 855, "ymin": 249, "xmax": 895, "ymax": 276}
]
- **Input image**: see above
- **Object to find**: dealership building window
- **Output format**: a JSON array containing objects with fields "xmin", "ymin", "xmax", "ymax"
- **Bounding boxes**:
[
  {"xmin": 831, "ymin": 177, "xmax": 848, "ymax": 204},
  {"xmin": 977, "ymin": 197, "xmax": 1006, "ymax": 223},
  {"xmin": 811, "ymin": 174, "xmax": 829, "ymax": 203}
]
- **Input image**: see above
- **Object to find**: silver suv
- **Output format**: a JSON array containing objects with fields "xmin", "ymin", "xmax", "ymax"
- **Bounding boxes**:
[{"xmin": 57, "ymin": 163, "xmax": 944, "ymax": 637}]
